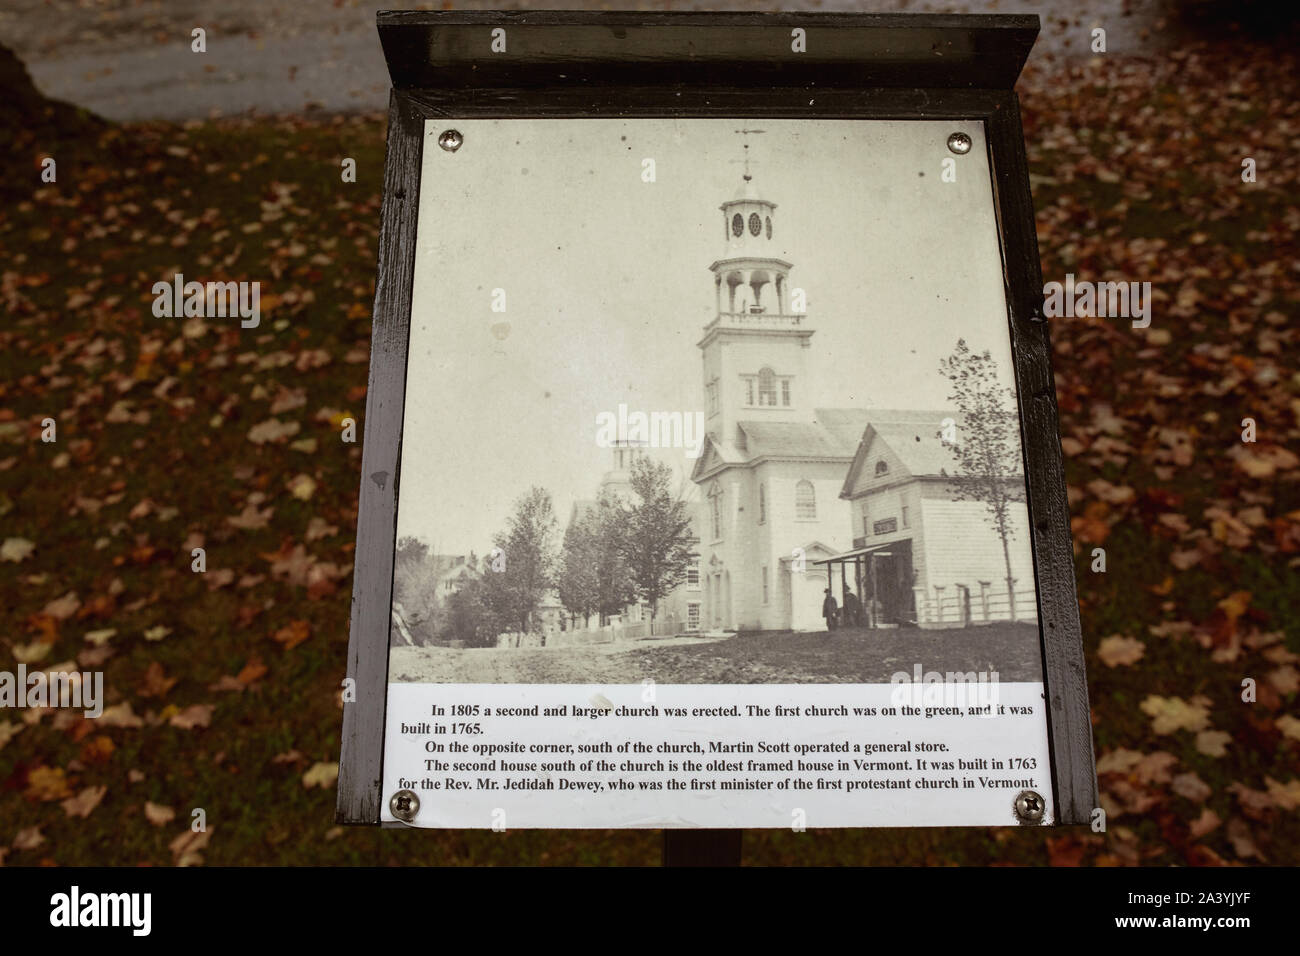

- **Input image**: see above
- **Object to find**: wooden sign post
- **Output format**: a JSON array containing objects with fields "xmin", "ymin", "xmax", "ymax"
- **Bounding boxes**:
[{"xmin": 337, "ymin": 12, "xmax": 1096, "ymax": 863}]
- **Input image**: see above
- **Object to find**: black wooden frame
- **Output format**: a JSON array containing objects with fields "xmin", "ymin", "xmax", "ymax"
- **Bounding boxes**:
[{"xmin": 337, "ymin": 11, "xmax": 1098, "ymax": 830}]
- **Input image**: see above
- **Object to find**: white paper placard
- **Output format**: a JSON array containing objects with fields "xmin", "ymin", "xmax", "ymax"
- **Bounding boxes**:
[{"xmin": 382, "ymin": 682, "xmax": 1053, "ymax": 828}]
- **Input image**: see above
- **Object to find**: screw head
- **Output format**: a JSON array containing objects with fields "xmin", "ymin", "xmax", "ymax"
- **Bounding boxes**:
[
  {"xmin": 438, "ymin": 129, "xmax": 463, "ymax": 153},
  {"xmin": 1014, "ymin": 789, "xmax": 1046, "ymax": 825},
  {"xmin": 947, "ymin": 131, "xmax": 972, "ymax": 155},
  {"xmin": 390, "ymin": 788, "xmax": 419, "ymax": 823}
]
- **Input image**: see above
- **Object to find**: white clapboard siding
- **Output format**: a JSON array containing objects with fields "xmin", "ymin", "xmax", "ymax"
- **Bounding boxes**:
[{"xmin": 918, "ymin": 497, "xmax": 1035, "ymax": 599}]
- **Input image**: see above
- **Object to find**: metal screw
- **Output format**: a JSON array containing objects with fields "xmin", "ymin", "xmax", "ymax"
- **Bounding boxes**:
[
  {"xmin": 947, "ymin": 131, "xmax": 972, "ymax": 155},
  {"xmin": 390, "ymin": 788, "xmax": 419, "ymax": 823},
  {"xmin": 438, "ymin": 129, "xmax": 464, "ymax": 153},
  {"xmin": 1014, "ymin": 789, "xmax": 1045, "ymax": 825}
]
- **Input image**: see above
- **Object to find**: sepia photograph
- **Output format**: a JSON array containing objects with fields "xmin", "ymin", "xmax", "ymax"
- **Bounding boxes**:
[{"xmin": 385, "ymin": 117, "xmax": 1044, "ymax": 686}]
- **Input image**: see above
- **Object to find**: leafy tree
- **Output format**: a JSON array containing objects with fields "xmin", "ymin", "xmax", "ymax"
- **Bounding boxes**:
[
  {"xmin": 938, "ymin": 339, "xmax": 1027, "ymax": 619},
  {"xmin": 391, "ymin": 536, "xmax": 440, "ymax": 644},
  {"xmin": 483, "ymin": 486, "xmax": 557, "ymax": 641},
  {"xmin": 557, "ymin": 508, "xmax": 601, "ymax": 628},
  {"xmin": 442, "ymin": 573, "xmax": 508, "ymax": 648},
  {"xmin": 590, "ymin": 492, "xmax": 639, "ymax": 624},
  {"xmin": 620, "ymin": 458, "xmax": 697, "ymax": 621}
]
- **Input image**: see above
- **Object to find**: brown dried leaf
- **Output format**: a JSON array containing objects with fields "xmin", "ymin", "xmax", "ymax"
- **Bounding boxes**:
[{"xmin": 60, "ymin": 785, "xmax": 107, "ymax": 819}]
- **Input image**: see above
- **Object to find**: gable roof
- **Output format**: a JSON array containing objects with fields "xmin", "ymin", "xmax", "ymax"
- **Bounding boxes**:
[
  {"xmin": 780, "ymin": 540, "xmax": 840, "ymax": 562},
  {"xmin": 437, "ymin": 561, "xmax": 475, "ymax": 582},
  {"xmin": 692, "ymin": 408, "xmax": 873, "ymax": 481},
  {"xmin": 840, "ymin": 410, "xmax": 962, "ymax": 496}
]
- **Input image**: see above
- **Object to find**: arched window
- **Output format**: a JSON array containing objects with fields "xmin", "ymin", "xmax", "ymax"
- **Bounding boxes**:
[
  {"xmin": 875, "ymin": 459, "xmax": 889, "ymax": 476},
  {"xmin": 758, "ymin": 367, "xmax": 777, "ymax": 406},
  {"xmin": 758, "ymin": 483, "xmax": 766, "ymax": 524},
  {"xmin": 795, "ymin": 479, "xmax": 816, "ymax": 519},
  {"xmin": 709, "ymin": 482, "xmax": 723, "ymax": 540}
]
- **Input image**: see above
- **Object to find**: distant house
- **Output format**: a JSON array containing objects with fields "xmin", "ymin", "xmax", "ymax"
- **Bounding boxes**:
[
  {"xmin": 537, "ymin": 588, "xmax": 567, "ymax": 636},
  {"xmin": 434, "ymin": 558, "xmax": 475, "ymax": 597},
  {"xmin": 822, "ymin": 411, "xmax": 1036, "ymax": 628}
]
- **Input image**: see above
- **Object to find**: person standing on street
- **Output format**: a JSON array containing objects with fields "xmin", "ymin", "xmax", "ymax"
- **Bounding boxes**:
[
  {"xmin": 822, "ymin": 588, "xmax": 839, "ymax": 634},
  {"xmin": 842, "ymin": 586, "xmax": 861, "ymax": 627}
]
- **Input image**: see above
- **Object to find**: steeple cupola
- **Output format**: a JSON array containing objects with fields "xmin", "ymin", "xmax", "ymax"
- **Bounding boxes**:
[{"xmin": 698, "ymin": 142, "xmax": 817, "ymax": 445}]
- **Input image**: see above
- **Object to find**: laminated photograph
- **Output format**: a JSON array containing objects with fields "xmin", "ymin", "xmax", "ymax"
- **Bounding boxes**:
[{"xmin": 375, "ymin": 117, "xmax": 1059, "ymax": 829}]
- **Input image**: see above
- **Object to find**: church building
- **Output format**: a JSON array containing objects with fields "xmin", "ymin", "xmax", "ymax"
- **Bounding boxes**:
[{"xmin": 689, "ymin": 170, "xmax": 870, "ymax": 632}]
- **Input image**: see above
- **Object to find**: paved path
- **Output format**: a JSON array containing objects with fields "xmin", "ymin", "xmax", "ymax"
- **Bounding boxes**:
[{"xmin": 2, "ymin": 0, "xmax": 1180, "ymax": 121}]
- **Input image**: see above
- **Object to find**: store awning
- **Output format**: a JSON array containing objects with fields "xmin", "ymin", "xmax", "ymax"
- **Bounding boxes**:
[{"xmin": 811, "ymin": 541, "xmax": 900, "ymax": 564}]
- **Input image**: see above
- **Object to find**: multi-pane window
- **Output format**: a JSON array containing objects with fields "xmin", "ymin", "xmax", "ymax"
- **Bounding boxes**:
[
  {"xmin": 687, "ymin": 602, "xmax": 701, "ymax": 632},
  {"xmin": 758, "ymin": 483, "xmax": 766, "ymax": 524},
  {"xmin": 875, "ymin": 459, "xmax": 889, "ymax": 476},
  {"xmin": 709, "ymin": 483, "xmax": 723, "ymax": 540},
  {"xmin": 795, "ymin": 479, "xmax": 816, "ymax": 519},
  {"xmin": 687, "ymin": 561, "xmax": 701, "ymax": 590},
  {"xmin": 742, "ymin": 370, "xmax": 791, "ymax": 408}
]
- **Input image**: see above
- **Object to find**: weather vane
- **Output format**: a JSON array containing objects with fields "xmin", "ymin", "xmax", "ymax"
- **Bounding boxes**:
[{"xmin": 732, "ymin": 128, "xmax": 766, "ymax": 180}]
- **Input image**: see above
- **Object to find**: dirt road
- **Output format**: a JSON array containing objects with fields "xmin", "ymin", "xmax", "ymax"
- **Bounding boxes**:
[{"xmin": 389, "ymin": 625, "xmax": 1045, "ymax": 684}]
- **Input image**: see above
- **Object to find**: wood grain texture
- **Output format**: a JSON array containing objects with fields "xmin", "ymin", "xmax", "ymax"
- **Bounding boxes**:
[
  {"xmin": 335, "ymin": 90, "xmax": 424, "ymax": 825},
  {"xmin": 985, "ymin": 92, "xmax": 1099, "ymax": 825},
  {"xmin": 378, "ymin": 11, "xmax": 1038, "ymax": 91}
]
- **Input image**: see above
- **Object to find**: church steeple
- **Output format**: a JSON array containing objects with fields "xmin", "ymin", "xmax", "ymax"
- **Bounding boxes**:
[
  {"xmin": 698, "ymin": 153, "xmax": 817, "ymax": 446},
  {"xmin": 598, "ymin": 438, "xmax": 647, "ymax": 500}
]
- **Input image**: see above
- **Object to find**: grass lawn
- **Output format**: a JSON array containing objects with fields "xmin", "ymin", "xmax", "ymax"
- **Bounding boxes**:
[
  {"xmin": 1, "ymin": 37, "xmax": 1298, "ymax": 866},
  {"xmin": 391, "ymin": 623, "xmax": 1045, "ymax": 684}
]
